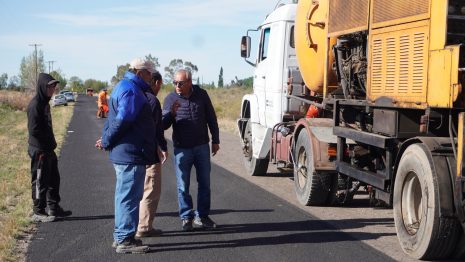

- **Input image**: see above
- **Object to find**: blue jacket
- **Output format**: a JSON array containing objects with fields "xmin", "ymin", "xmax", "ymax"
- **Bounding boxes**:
[
  {"xmin": 101, "ymin": 71, "xmax": 157, "ymax": 165},
  {"xmin": 162, "ymin": 85, "xmax": 219, "ymax": 148}
]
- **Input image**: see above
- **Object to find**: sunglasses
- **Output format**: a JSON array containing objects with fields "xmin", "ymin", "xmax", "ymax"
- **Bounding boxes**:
[{"xmin": 173, "ymin": 80, "xmax": 187, "ymax": 87}]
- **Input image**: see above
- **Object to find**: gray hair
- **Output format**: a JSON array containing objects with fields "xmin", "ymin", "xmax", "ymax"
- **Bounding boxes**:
[{"xmin": 176, "ymin": 69, "xmax": 192, "ymax": 80}]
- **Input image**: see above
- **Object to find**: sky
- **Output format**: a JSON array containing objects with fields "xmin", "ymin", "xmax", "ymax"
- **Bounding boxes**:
[{"xmin": 0, "ymin": 0, "xmax": 279, "ymax": 86}]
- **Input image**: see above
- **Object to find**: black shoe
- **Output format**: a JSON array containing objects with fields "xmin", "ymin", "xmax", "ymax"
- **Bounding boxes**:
[
  {"xmin": 182, "ymin": 219, "xmax": 193, "ymax": 231},
  {"xmin": 115, "ymin": 238, "xmax": 148, "ymax": 254},
  {"xmin": 32, "ymin": 210, "xmax": 56, "ymax": 223},
  {"xmin": 194, "ymin": 216, "xmax": 217, "ymax": 229},
  {"xmin": 49, "ymin": 206, "xmax": 72, "ymax": 218},
  {"xmin": 113, "ymin": 238, "xmax": 141, "ymax": 249}
]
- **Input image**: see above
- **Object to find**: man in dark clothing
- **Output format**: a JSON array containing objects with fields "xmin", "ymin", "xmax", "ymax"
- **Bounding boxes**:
[
  {"xmin": 162, "ymin": 69, "xmax": 220, "ymax": 231},
  {"xmin": 27, "ymin": 73, "xmax": 72, "ymax": 222},
  {"xmin": 137, "ymin": 71, "xmax": 168, "ymax": 238}
]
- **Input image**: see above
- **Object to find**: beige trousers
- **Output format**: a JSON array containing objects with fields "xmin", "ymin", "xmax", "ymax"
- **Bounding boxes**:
[{"xmin": 138, "ymin": 163, "xmax": 161, "ymax": 232}]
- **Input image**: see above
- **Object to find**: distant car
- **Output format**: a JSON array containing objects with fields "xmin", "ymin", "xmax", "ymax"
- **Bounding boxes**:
[
  {"xmin": 51, "ymin": 94, "xmax": 68, "ymax": 107},
  {"xmin": 63, "ymin": 92, "xmax": 75, "ymax": 102}
]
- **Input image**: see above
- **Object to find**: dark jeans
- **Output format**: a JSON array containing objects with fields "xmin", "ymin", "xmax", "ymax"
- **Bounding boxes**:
[{"xmin": 28, "ymin": 147, "xmax": 61, "ymax": 214}]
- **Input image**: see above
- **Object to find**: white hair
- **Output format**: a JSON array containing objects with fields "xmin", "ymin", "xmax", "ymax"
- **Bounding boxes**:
[{"xmin": 176, "ymin": 69, "xmax": 192, "ymax": 80}]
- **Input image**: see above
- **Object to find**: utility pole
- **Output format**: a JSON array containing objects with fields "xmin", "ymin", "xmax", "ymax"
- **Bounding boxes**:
[
  {"xmin": 29, "ymin": 44, "xmax": 42, "ymax": 86},
  {"xmin": 47, "ymin": 60, "xmax": 56, "ymax": 73}
]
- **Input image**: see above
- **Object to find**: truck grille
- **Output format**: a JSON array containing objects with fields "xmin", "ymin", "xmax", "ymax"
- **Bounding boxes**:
[{"xmin": 369, "ymin": 26, "xmax": 428, "ymax": 102}]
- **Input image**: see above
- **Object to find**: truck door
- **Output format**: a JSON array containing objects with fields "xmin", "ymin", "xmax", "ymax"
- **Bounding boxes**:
[{"xmin": 254, "ymin": 26, "xmax": 271, "ymax": 127}]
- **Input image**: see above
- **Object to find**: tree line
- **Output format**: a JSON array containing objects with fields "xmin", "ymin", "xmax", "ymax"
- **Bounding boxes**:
[{"xmin": 1, "ymin": 51, "xmax": 252, "ymax": 93}]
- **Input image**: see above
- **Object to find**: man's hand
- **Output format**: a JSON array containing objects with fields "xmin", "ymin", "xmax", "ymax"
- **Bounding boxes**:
[
  {"xmin": 159, "ymin": 150, "xmax": 168, "ymax": 164},
  {"xmin": 212, "ymin": 144, "xmax": 220, "ymax": 156},
  {"xmin": 171, "ymin": 100, "xmax": 180, "ymax": 116},
  {"xmin": 95, "ymin": 138, "xmax": 104, "ymax": 150}
]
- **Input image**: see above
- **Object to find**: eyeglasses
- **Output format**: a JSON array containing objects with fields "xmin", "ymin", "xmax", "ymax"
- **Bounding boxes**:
[{"xmin": 173, "ymin": 80, "xmax": 187, "ymax": 87}]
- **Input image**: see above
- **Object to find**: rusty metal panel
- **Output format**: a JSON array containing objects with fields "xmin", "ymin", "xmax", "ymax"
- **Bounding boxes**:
[
  {"xmin": 328, "ymin": 0, "xmax": 369, "ymax": 35},
  {"xmin": 373, "ymin": 0, "xmax": 430, "ymax": 24}
]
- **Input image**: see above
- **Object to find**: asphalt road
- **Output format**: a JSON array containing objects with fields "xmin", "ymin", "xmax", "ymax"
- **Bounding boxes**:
[{"xmin": 26, "ymin": 95, "xmax": 395, "ymax": 262}]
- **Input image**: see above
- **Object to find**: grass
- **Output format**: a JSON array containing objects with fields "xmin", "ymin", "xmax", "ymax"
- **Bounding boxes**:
[
  {"xmin": 0, "ymin": 91, "xmax": 73, "ymax": 262},
  {"xmin": 158, "ymin": 85, "xmax": 252, "ymax": 134}
]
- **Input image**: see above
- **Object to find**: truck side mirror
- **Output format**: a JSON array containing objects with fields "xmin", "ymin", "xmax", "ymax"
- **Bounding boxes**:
[{"xmin": 241, "ymin": 36, "xmax": 251, "ymax": 58}]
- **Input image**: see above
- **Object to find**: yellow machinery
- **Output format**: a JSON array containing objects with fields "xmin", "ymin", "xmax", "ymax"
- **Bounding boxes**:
[
  {"xmin": 290, "ymin": 0, "xmax": 465, "ymax": 259},
  {"xmin": 296, "ymin": 0, "xmax": 463, "ymax": 108}
]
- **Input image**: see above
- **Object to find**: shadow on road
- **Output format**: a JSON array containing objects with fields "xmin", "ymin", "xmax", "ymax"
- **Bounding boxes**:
[
  {"xmin": 147, "ymin": 218, "xmax": 395, "ymax": 252},
  {"xmin": 62, "ymin": 215, "xmax": 114, "ymax": 221},
  {"xmin": 156, "ymin": 208, "xmax": 275, "ymax": 218}
]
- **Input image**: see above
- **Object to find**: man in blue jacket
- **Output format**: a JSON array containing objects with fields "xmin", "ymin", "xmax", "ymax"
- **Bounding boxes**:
[
  {"xmin": 96, "ymin": 58, "xmax": 156, "ymax": 254},
  {"xmin": 162, "ymin": 69, "xmax": 220, "ymax": 231}
]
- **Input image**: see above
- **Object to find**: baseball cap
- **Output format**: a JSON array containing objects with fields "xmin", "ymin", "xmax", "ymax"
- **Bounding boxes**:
[
  {"xmin": 47, "ymin": 79, "xmax": 60, "ymax": 85},
  {"xmin": 129, "ymin": 58, "xmax": 155, "ymax": 74}
]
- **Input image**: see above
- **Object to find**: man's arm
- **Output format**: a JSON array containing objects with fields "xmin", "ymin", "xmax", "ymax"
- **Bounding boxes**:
[
  {"xmin": 101, "ymin": 89, "xmax": 142, "ymax": 149},
  {"xmin": 204, "ymin": 92, "xmax": 220, "ymax": 145}
]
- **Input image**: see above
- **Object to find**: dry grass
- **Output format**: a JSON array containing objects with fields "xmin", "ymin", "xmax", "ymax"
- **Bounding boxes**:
[
  {"xmin": 158, "ymin": 86, "xmax": 252, "ymax": 135},
  {"xmin": 0, "ymin": 91, "xmax": 73, "ymax": 261},
  {"xmin": 0, "ymin": 91, "xmax": 34, "ymax": 112}
]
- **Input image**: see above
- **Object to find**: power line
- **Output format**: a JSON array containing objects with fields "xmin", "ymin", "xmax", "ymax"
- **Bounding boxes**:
[
  {"xmin": 47, "ymin": 60, "xmax": 56, "ymax": 73},
  {"xmin": 29, "ymin": 44, "xmax": 42, "ymax": 86}
]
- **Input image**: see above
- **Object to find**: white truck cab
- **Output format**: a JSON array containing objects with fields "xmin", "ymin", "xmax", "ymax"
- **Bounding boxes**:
[{"xmin": 238, "ymin": 3, "xmax": 301, "ymax": 175}]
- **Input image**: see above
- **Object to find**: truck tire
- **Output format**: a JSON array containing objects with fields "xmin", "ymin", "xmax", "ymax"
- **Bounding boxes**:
[
  {"xmin": 393, "ymin": 143, "xmax": 460, "ymax": 260},
  {"xmin": 294, "ymin": 130, "xmax": 333, "ymax": 206},
  {"xmin": 243, "ymin": 120, "xmax": 269, "ymax": 176}
]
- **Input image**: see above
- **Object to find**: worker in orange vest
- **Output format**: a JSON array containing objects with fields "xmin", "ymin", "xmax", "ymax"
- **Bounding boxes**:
[{"xmin": 97, "ymin": 88, "xmax": 108, "ymax": 118}]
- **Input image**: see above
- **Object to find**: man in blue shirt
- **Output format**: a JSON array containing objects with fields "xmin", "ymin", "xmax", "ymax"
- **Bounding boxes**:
[
  {"xmin": 96, "ymin": 58, "xmax": 156, "ymax": 254},
  {"xmin": 163, "ymin": 69, "xmax": 220, "ymax": 231}
]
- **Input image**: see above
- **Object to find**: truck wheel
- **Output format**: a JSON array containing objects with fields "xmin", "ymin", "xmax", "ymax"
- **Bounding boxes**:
[
  {"xmin": 294, "ymin": 130, "xmax": 332, "ymax": 206},
  {"xmin": 453, "ymin": 232, "xmax": 465, "ymax": 259},
  {"xmin": 243, "ymin": 120, "xmax": 268, "ymax": 176},
  {"xmin": 393, "ymin": 143, "xmax": 460, "ymax": 259}
]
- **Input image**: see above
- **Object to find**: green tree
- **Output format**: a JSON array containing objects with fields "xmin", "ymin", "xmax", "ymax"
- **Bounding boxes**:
[
  {"xmin": 145, "ymin": 54, "xmax": 160, "ymax": 69},
  {"xmin": 218, "ymin": 67, "xmax": 224, "ymax": 88},
  {"xmin": 230, "ymin": 76, "xmax": 253, "ymax": 88},
  {"xmin": 8, "ymin": 76, "xmax": 20, "ymax": 90},
  {"xmin": 0, "ymin": 73, "xmax": 8, "ymax": 89},
  {"xmin": 20, "ymin": 50, "xmax": 46, "ymax": 91},
  {"xmin": 68, "ymin": 76, "xmax": 84, "ymax": 92},
  {"xmin": 84, "ymin": 79, "xmax": 108, "ymax": 93},
  {"xmin": 164, "ymin": 59, "xmax": 198, "ymax": 83},
  {"xmin": 50, "ymin": 70, "xmax": 67, "ymax": 91},
  {"xmin": 111, "ymin": 54, "xmax": 161, "ymax": 87},
  {"xmin": 111, "ymin": 63, "xmax": 130, "ymax": 87}
]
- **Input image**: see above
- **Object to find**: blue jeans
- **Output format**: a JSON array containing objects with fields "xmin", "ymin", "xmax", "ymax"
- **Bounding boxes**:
[
  {"xmin": 113, "ymin": 164, "xmax": 145, "ymax": 243},
  {"xmin": 174, "ymin": 143, "xmax": 211, "ymax": 219}
]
